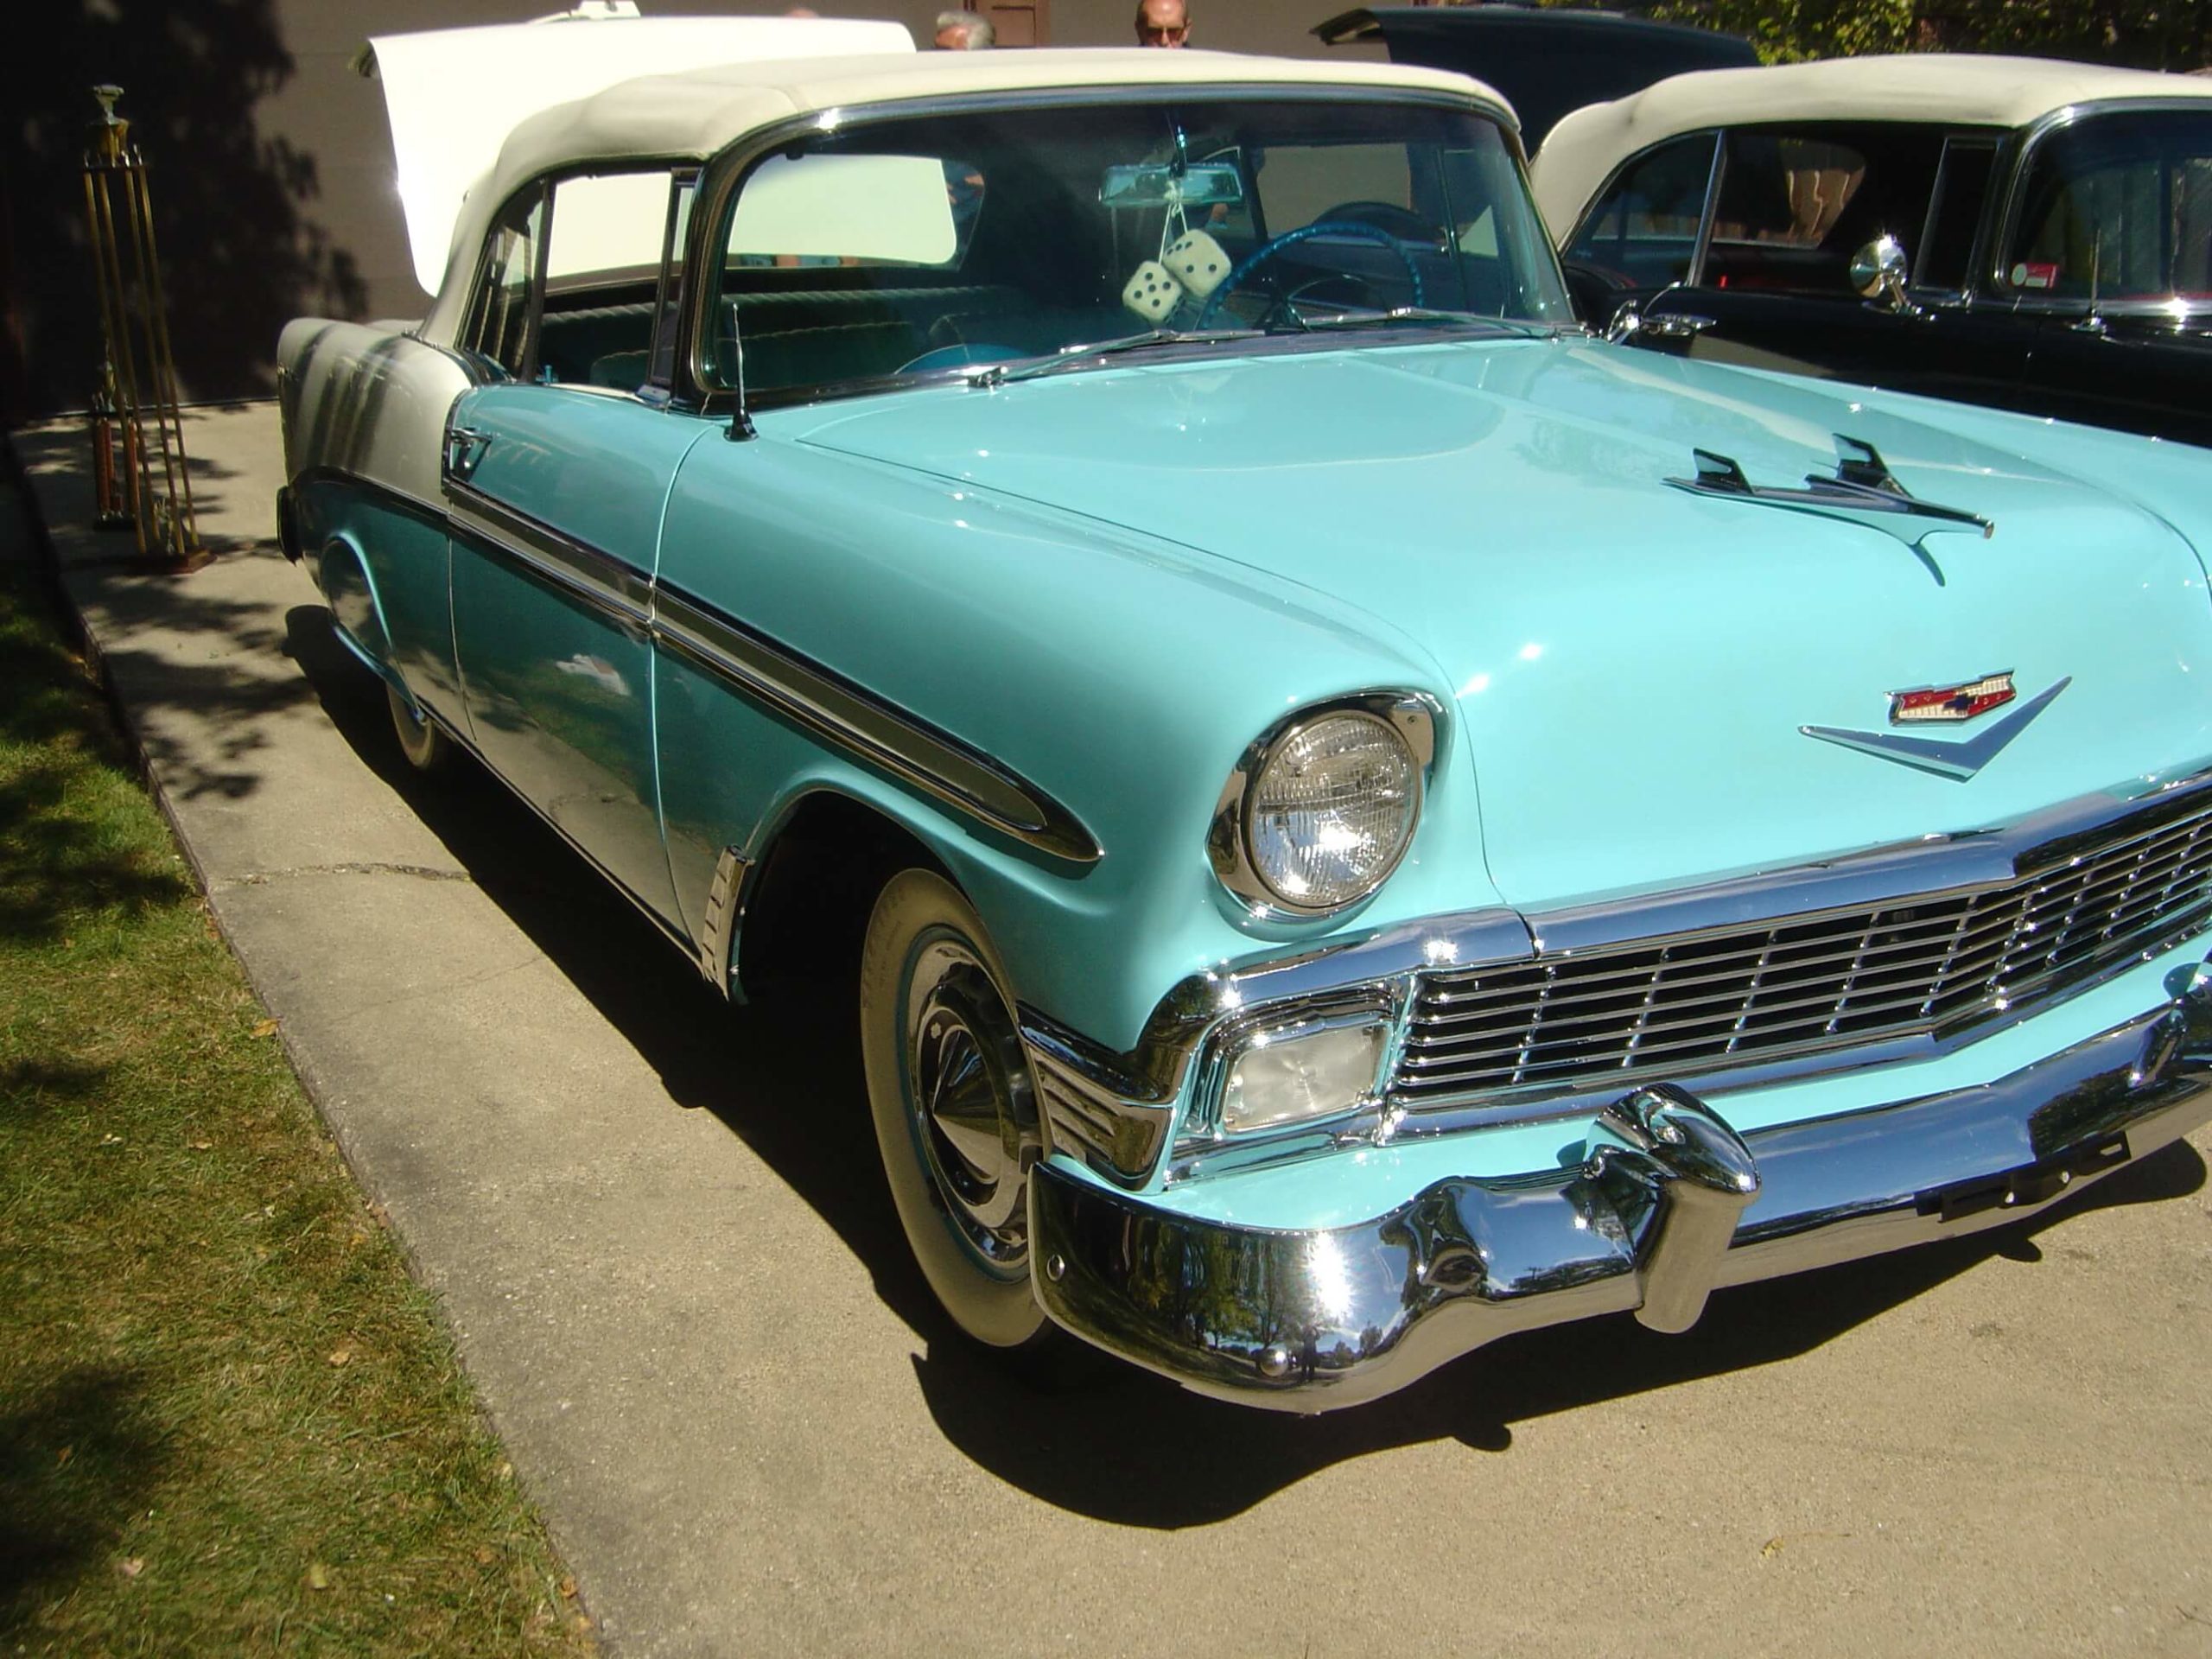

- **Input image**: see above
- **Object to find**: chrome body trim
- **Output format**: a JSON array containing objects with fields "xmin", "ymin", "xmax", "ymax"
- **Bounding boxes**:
[
  {"xmin": 1018, "ymin": 1008, "xmax": 1177, "ymax": 1188},
  {"xmin": 429, "ymin": 464, "xmax": 1100, "ymax": 866},
  {"xmin": 1030, "ymin": 963, "xmax": 2212, "ymax": 1412},
  {"xmin": 445, "ymin": 478, "xmax": 653, "ymax": 635},
  {"xmin": 697, "ymin": 844, "xmax": 752, "ymax": 997},
  {"xmin": 1205, "ymin": 691, "xmax": 1440, "ymax": 920},
  {"xmin": 652, "ymin": 582, "xmax": 1102, "ymax": 865},
  {"xmin": 1801, "ymin": 676, "xmax": 2067, "ymax": 779}
]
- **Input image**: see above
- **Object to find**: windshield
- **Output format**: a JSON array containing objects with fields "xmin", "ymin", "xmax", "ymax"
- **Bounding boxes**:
[
  {"xmin": 704, "ymin": 96, "xmax": 1572, "ymax": 404},
  {"xmin": 2008, "ymin": 109, "xmax": 2212, "ymax": 304}
]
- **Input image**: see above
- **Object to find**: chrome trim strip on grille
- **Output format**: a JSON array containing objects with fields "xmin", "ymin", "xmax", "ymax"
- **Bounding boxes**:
[{"xmin": 1395, "ymin": 787, "xmax": 2212, "ymax": 1109}]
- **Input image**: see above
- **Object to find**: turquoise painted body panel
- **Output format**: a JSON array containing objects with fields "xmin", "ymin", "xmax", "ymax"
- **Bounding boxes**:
[
  {"xmin": 449, "ymin": 385, "xmax": 713, "ymax": 925},
  {"xmin": 793, "ymin": 340, "xmax": 2212, "ymax": 913},
  {"xmin": 652, "ymin": 423, "xmax": 1484, "ymax": 1046},
  {"xmin": 298, "ymin": 477, "xmax": 461, "ymax": 723}
]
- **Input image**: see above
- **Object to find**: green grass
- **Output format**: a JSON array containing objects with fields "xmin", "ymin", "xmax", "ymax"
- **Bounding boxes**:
[{"xmin": 0, "ymin": 540, "xmax": 596, "ymax": 1656}]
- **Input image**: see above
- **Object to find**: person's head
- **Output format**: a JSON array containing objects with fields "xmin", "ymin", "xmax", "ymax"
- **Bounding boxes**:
[
  {"xmin": 1135, "ymin": 0, "xmax": 1188, "ymax": 48},
  {"xmin": 934, "ymin": 9, "xmax": 995, "ymax": 48}
]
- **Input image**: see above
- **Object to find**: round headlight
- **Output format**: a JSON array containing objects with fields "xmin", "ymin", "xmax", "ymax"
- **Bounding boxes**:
[{"xmin": 1240, "ymin": 711, "xmax": 1420, "ymax": 912}]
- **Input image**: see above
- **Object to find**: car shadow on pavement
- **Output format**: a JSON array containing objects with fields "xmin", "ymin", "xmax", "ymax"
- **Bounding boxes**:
[{"xmin": 283, "ymin": 604, "xmax": 2210, "ymax": 1527}]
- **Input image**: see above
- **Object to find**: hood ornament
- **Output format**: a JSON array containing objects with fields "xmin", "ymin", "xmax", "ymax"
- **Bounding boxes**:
[
  {"xmin": 1668, "ymin": 435, "xmax": 1994, "ymax": 547},
  {"xmin": 1802, "ymin": 677, "xmax": 2069, "ymax": 780}
]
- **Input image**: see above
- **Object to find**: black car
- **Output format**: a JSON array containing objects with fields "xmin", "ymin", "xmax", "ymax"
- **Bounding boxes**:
[
  {"xmin": 1530, "ymin": 54, "xmax": 2212, "ymax": 447},
  {"xmin": 1313, "ymin": 4, "xmax": 1758, "ymax": 149}
]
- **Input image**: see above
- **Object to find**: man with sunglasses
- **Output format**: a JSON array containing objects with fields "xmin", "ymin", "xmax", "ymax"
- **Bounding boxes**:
[{"xmin": 1135, "ymin": 0, "xmax": 1189, "ymax": 48}]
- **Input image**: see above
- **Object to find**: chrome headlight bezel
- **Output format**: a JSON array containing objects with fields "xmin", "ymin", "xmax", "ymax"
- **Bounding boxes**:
[{"xmin": 1207, "ymin": 692, "xmax": 1439, "ymax": 919}]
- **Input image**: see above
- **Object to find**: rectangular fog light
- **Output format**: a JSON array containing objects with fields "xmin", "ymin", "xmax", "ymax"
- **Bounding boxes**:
[{"xmin": 1221, "ymin": 1020, "xmax": 1387, "ymax": 1135}]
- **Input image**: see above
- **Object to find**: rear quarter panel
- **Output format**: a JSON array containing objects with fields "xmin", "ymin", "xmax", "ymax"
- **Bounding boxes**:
[{"xmin": 278, "ymin": 319, "xmax": 476, "ymax": 723}]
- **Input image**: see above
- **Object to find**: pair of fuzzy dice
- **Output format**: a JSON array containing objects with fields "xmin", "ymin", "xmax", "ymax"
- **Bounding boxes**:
[{"xmin": 1120, "ymin": 230, "xmax": 1230, "ymax": 323}]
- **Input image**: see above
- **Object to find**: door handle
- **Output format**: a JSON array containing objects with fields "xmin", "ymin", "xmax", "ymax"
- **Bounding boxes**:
[
  {"xmin": 1641, "ymin": 312, "xmax": 1717, "ymax": 340},
  {"xmin": 446, "ymin": 425, "xmax": 493, "ymax": 482}
]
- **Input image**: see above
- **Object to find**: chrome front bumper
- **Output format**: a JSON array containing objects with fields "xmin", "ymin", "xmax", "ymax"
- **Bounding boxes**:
[{"xmin": 1028, "ymin": 967, "xmax": 2212, "ymax": 1413}]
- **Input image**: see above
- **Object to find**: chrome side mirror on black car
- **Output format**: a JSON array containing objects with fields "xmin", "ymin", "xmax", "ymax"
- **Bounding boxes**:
[{"xmin": 1851, "ymin": 234, "xmax": 1928, "ymax": 318}]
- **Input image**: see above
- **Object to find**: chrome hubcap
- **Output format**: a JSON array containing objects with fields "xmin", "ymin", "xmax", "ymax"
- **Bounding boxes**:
[{"xmin": 904, "ymin": 936, "xmax": 1035, "ymax": 1275}]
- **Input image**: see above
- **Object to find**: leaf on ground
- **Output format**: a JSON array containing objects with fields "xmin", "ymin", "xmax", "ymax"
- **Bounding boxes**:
[
  {"xmin": 251, "ymin": 1018, "xmax": 280, "ymax": 1039},
  {"xmin": 1759, "ymin": 1537, "xmax": 1783, "ymax": 1559},
  {"xmin": 306, "ymin": 1562, "xmax": 331, "ymax": 1591},
  {"xmin": 559, "ymin": 1574, "xmax": 577, "ymax": 1599},
  {"xmin": 118, "ymin": 1557, "xmax": 144, "ymax": 1580},
  {"xmin": 327, "ymin": 1342, "xmax": 353, "ymax": 1367},
  {"xmin": 188, "ymin": 1140, "xmax": 213, "ymax": 1151}
]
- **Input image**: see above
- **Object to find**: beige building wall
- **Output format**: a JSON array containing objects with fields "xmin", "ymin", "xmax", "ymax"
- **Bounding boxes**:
[{"xmin": 0, "ymin": 0, "xmax": 1363, "ymax": 420}]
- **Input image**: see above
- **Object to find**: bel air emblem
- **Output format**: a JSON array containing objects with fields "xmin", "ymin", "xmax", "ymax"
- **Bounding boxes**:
[
  {"xmin": 1802, "ymin": 675, "xmax": 2070, "ymax": 781},
  {"xmin": 1889, "ymin": 671, "xmax": 2015, "ymax": 724}
]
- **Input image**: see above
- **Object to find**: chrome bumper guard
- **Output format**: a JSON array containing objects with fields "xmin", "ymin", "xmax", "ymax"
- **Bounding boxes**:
[{"xmin": 1029, "ymin": 967, "xmax": 2212, "ymax": 1413}]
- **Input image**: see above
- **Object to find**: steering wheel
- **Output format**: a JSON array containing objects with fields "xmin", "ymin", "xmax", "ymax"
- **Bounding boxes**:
[
  {"xmin": 1316, "ymin": 200, "xmax": 1441, "ymax": 243},
  {"xmin": 1195, "ymin": 221, "xmax": 1426, "ymax": 330}
]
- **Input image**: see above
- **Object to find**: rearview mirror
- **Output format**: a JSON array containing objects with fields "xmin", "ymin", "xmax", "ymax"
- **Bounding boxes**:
[{"xmin": 1099, "ymin": 161, "xmax": 1245, "ymax": 210}]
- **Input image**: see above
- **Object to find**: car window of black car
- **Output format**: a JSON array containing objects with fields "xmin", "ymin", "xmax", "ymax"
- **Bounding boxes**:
[
  {"xmin": 2006, "ymin": 110, "xmax": 2212, "ymax": 302},
  {"xmin": 1563, "ymin": 132, "xmax": 1719, "ymax": 290},
  {"xmin": 1704, "ymin": 124, "xmax": 1947, "ymax": 299},
  {"xmin": 1915, "ymin": 137, "xmax": 2000, "ymax": 295}
]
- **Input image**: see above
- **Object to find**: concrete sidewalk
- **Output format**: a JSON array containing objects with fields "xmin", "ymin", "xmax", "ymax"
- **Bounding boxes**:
[{"xmin": 11, "ymin": 403, "xmax": 2212, "ymax": 1658}]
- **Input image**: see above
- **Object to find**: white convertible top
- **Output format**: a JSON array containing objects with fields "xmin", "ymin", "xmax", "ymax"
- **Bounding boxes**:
[
  {"xmin": 1533, "ymin": 53, "xmax": 2212, "ymax": 236},
  {"xmin": 368, "ymin": 16, "xmax": 918, "ymax": 296},
  {"xmin": 417, "ymin": 47, "xmax": 1515, "ymax": 337}
]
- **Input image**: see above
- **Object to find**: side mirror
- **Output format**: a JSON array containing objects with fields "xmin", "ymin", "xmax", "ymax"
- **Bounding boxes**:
[{"xmin": 1850, "ymin": 234, "xmax": 1915, "ymax": 312}]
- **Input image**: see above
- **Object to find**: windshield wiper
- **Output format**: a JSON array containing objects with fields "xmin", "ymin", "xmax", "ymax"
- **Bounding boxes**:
[
  {"xmin": 968, "ymin": 327, "xmax": 1266, "ymax": 388},
  {"xmin": 1282, "ymin": 306, "xmax": 1566, "ymax": 339}
]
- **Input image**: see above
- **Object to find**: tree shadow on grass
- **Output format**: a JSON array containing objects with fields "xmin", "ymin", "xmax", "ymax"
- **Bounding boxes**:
[
  {"xmin": 279, "ymin": 605, "xmax": 2212, "ymax": 1523},
  {"xmin": 0, "ymin": 1365, "xmax": 172, "ymax": 1634}
]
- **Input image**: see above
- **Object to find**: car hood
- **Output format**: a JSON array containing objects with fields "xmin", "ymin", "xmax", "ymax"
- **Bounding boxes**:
[{"xmin": 793, "ymin": 337, "xmax": 2212, "ymax": 909}]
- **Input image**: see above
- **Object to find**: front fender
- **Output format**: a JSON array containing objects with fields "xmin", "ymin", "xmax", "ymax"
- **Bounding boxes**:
[{"xmin": 652, "ymin": 429, "xmax": 1503, "ymax": 1057}]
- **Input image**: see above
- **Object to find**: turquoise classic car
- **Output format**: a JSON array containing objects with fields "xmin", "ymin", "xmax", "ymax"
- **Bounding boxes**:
[{"xmin": 278, "ymin": 20, "xmax": 2212, "ymax": 1411}]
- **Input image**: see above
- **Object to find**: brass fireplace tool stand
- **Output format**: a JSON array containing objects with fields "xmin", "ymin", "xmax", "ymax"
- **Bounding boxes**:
[{"xmin": 82, "ymin": 84, "xmax": 204, "ymax": 568}]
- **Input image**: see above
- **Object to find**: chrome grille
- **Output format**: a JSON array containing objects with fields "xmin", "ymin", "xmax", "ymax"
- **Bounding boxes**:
[{"xmin": 1395, "ymin": 799, "xmax": 2212, "ymax": 1104}]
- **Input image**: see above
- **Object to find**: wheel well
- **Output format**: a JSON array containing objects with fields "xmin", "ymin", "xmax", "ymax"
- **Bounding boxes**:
[{"xmin": 736, "ymin": 792, "xmax": 946, "ymax": 1000}]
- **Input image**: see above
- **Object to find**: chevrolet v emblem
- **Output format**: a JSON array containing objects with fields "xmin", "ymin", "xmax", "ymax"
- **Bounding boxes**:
[{"xmin": 1802, "ymin": 677, "xmax": 2070, "ymax": 780}]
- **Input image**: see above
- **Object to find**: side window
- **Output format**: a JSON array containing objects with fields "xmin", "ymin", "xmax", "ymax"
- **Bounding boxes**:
[
  {"xmin": 539, "ymin": 171, "xmax": 683, "ymax": 389},
  {"xmin": 458, "ymin": 171, "xmax": 688, "ymax": 390},
  {"xmin": 461, "ymin": 190, "xmax": 544, "ymax": 380},
  {"xmin": 1914, "ymin": 138, "xmax": 1999, "ymax": 293},
  {"xmin": 1564, "ymin": 133, "xmax": 1719, "ymax": 289},
  {"xmin": 711, "ymin": 151, "xmax": 984, "ymax": 397},
  {"xmin": 2009, "ymin": 111, "xmax": 2212, "ymax": 300},
  {"xmin": 1704, "ymin": 124, "xmax": 1944, "ymax": 297}
]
